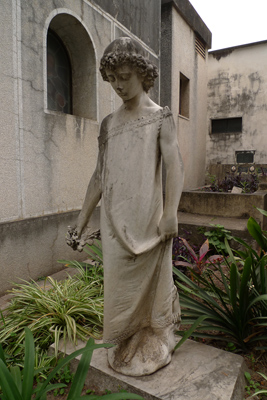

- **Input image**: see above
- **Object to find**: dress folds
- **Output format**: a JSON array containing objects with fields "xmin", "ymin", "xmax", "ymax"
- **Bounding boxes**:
[{"xmin": 98, "ymin": 106, "xmax": 181, "ymax": 375}]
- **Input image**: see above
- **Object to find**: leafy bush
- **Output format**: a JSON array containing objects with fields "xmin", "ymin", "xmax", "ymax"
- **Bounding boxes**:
[
  {"xmin": 203, "ymin": 224, "xmax": 233, "ymax": 254},
  {"xmin": 0, "ymin": 265, "xmax": 104, "ymax": 361},
  {"xmin": 205, "ymin": 172, "xmax": 259, "ymax": 193},
  {"xmin": 173, "ymin": 211, "xmax": 267, "ymax": 351},
  {"xmin": 172, "ymin": 235, "xmax": 198, "ymax": 274},
  {"xmin": 0, "ymin": 328, "xmax": 143, "ymax": 400},
  {"xmin": 174, "ymin": 238, "xmax": 222, "ymax": 275},
  {"xmin": 251, "ymin": 372, "xmax": 267, "ymax": 397}
]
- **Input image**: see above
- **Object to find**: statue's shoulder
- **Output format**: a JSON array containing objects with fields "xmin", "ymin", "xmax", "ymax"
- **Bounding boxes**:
[
  {"xmin": 100, "ymin": 113, "xmax": 113, "ymax": 132},
  {"xmin": 98, "ymin": 113, "xmax": 113, "ymax": 147}
]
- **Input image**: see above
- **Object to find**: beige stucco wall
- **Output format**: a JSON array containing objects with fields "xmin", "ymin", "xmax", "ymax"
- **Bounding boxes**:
[
  {"xmin": 1, "ymin": 0, "xmax": 112, "ymax": 224},
  {"xmin": 0, "ymin": 0, "xmax": 159, "ymax": 294},
  {"xmin": 207, "ymin": 42, "xmax": 267, "ymax": 166},
  {"xmin": 171, "ymin": 9, "xmax": 208, "ymax": 189}
]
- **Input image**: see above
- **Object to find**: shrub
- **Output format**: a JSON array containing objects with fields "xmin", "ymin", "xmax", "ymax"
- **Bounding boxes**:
[
  {"xmin": 205, "ymin": 172, "xmax": 259, "ymax": 193},
  {"xmin": 0, "ymin": 265, "xmax": 104, "ymax": 361},
  {"xmin": 173, "ymin": 211, "xmax": 267, "ymax": 351},
  {"xmin": 0, "ymin": 327, "xmax": 143, "ymax": 400}
]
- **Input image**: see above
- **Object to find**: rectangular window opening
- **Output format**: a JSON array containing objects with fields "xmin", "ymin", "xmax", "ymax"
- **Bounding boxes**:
[
  {"xmin": 236, "ymin": 151, "xmax": 255, "ymax": 164},
  {"xmin": 179, "ymin": 73, "xmax": 190, "ymax": 119},
  {"xmin": 211, "ymin": 117, "xmax": 242, "ymax": 134}
]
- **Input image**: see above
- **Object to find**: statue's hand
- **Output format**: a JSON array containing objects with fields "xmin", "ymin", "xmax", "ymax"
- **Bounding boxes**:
[
  {"xmin": 66, "ymin": 226, "xmax": 84, "ymax": 252},
  {"xmin": 158, "ymin": 214, "xmax": 178, "ymax": 242}
]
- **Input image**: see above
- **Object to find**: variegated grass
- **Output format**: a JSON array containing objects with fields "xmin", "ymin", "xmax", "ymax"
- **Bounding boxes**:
[{"xmin": 0, "ymin": 265, "xmax": 104, "ymax": 361}]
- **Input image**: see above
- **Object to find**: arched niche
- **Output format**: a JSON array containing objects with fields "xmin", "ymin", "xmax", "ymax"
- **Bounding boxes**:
[{"xmin": 47, "ymin": 13, "xmax": 97, "ymax": 120}]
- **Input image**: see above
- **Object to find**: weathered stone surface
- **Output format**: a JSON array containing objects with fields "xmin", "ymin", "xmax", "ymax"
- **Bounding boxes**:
[
  {"xmin": 179, "ymin": 190, "xmax": 267, "ymax": 228},
  {"xmin": 161, "ymin": 0, "xmax": 212, "ymax": 48},
  {"xmin": 0, "ymin": 208, "xmax": 100, "ymax": 295},
  {"xmin": 92, "ymin": 0, "xmax": 161, "ymax": 54},
  {"xmin": 56, "ymin": 338, "xmax": 246, "ymax": 400}
]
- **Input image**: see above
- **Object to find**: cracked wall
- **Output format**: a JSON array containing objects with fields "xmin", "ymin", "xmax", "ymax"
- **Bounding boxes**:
[
  {"xmin": 0, "ymin": 0, "xmax": 160, "ymax": 294},
  {"xmin": 207, "ymin": 42, "xmax": 267, "ymax": 167}
]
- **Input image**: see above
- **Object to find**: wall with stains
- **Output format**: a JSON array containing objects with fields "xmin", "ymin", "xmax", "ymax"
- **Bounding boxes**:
[
  {"xmin": 172, "ymin": 10, "xmax": 208, "ymax": 189},
  {"xmin": 0, "ymin": 0, "xmax": 160, "ymax": 294},
  {"xmin": 161, "ymin": 1, "xmax": 211, "ymax": 189},
  {"xmin": 207, "ymin": 41, "xmax": 267, "ymax": 167}
]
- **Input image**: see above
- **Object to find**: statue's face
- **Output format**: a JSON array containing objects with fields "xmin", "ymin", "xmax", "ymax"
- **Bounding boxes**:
[{"xmin": 105, "ymin": 64, "xmax": 144, "ymax": 102}]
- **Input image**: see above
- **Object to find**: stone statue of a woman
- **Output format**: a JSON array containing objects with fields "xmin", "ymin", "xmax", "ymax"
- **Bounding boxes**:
[{"xmin": 71, "ymin": 37, "xmax": 184, "ymax": 376}]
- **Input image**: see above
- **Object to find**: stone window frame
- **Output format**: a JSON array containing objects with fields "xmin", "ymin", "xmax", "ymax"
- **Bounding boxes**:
[
  {"xmin": 179, "ymin": 72, "xmax": 190, "ymax": 119},
  {"xmin": 44, "ymin": 9, "xmax": 98, "ymax": 120},
  {"xmin": 211, "ymin": 117, "xmax": 242, "ymax": 134},
  {"xmin": 236, "ymin": 150, "xmax": 255, "ymax": 164}
]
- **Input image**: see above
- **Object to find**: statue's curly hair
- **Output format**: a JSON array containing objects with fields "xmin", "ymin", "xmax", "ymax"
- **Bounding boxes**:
[{"xmin": 99, "ymin": 38, "xmax": 158, "ymax": 93}]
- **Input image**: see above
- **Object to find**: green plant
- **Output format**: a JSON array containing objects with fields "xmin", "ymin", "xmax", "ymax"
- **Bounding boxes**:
[
  {"xmin": 173, "ymin": 209, "xmax": 267, "ymax": 351},
  {"xmin": 205, "ymin": 173, "xmax": 217, "ymax": 186},
  {"xmin": 59, "ymin": 240, "xmax": 104, "ymax": 284},
  {"xmin": 204, "ymin": 172, "xmax": 259, "ymax": 193},
  {"xmin": 174, "ymin": 238, "xmax": 223, "ymax": 275},
  {"xmin": 244, "ymin": 371, "xmax": 260, "ymax": 396},
  {"xmin": 204, "ymin": 224, "xmax": 233, "ymax": 254},
  {"xmin": 0, "ymin": 328, "xmax": 143, "ymax": 400},
  {"xmin": 173, "ymin": 236, "xmax": 267, "ymax": 350},
  {"xmin": 0, "ymin": 269, "xmax": 104, "ymax": 360},
  {"xmin": 52, "ymin": 365, "xmax": 73, "ymax": 396},
  {"xmin": 225, "ymin": 342, "xmax": 237, "ymax": 352},
  {"xmin": 251, "ymin": 372, "xmax": 267, "ymax": 397}
]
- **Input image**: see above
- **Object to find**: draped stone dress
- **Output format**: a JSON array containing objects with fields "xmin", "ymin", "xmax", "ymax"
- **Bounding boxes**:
[{"xmin": 98, "ymin": 106, "xmax": 181, "ymax": 376}]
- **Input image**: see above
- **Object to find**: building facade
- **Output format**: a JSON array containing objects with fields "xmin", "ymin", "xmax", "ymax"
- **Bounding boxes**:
[
  {"xmin": 207, "ymin": 40, "xmax": 267, "ymax": 177},
  {"xmin": 0, "ymin": 0, "xmax": 211, "ymax": 294},
  {"xmin": 161, "ymin": 0, "xmax": 211, "ymax": 189},
  {"xmin": 0, "ymin": 0, "xmax": 161, "ymax": 294}
]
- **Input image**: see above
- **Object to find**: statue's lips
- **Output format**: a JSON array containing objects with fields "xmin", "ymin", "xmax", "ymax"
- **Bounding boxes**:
[{"xmin": 117, "ymin": 91, "xmax": 127, "ymax": 97}]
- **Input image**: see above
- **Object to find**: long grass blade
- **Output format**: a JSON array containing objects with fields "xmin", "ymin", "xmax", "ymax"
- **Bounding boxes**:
[
  {"xmin": 35, "ymin": 342, "xmax": 112, "ymax": 400},
  {"xmin": 174, "ymin": 315, "xmax": 209, "ymax": 350},
  {"xmin": 0, "ymin": 342, "xmax": 7, "ymax": 365},
  {"xmin": 230, "ymin": 263, "xmax": 238, "ymax": 315},
  {"xmin": 247, "ymin": 217, "xmax": 267, "ymax": 251},
  {"xmin": 22, "ymin": 327, "xmax": 35, "ymax": 400},
  {"xmin": 0, "ymin": 359, "xmax": 23, "ymax": 400},
  {"xmin": 10, "ymin": 366, "xmax": 22, "ymax": 395},
  {"xmin": 67, "ymin": 338, "xmax": 95, "ymax": 399}
]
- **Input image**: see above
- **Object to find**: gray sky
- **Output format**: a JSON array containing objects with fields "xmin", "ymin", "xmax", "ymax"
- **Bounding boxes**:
[{"xmin": 188, "ymin": 0, "xmax": 267, "ymax": 50}]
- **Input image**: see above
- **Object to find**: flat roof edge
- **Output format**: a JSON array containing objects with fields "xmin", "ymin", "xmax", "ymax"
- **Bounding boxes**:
[
  {"xmin": 162, "ymin": 0, "xmax": 212, "ymax": 48},
  {"xmin": 209, "ymin": 39, "xmax": 267, "ymax": 54}
]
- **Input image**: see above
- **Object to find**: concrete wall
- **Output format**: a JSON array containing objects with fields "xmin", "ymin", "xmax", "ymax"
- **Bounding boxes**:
[
  {"xmin": 161, "ymin": 0, "xmax": 211, "ymax": 189},
  {"xmin": 179, "ymin": 190, "xmax": 267, "ymax": 228},
  {"xmin": 0, "ymin": 0, "xmax": 160, "ymax": 295},
  {"xmin": 92, "ymin": 0, "xmax": 161, "ymax": 54},
  {"xmin": 207, "ymin": 41, "xmax": 267, "ymax": 167}
]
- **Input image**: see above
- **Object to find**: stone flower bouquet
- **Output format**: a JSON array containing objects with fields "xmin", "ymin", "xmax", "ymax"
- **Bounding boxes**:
[{"xmin": 66, "ymin": 226, "xmax": 101, "ymax": 252}]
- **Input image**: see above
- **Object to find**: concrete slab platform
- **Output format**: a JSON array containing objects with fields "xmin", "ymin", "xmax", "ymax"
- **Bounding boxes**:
[
  {"xmin": 178, "ymin": 211, "xmax": 248, "ymax": 232},
  {"xmin": 54, "ymin": 338, "xmax": 246, "ymax": 400}
]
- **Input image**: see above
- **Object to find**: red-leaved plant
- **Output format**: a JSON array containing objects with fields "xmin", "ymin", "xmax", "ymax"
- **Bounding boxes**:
[{"xmin": 174, "ymin": 238, "xmax": 223, "ymax": 276}]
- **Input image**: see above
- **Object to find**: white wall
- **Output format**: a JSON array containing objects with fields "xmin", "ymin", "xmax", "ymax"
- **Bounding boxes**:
[
  {"xmin": 207, "ymin": 42, "xmax": 267, "ymax": 166},
  {"xmin": 0, "ymin": 0, "xmax": 159, "ymax": 294},
  {"xmin": 172, "ymin": 9, "xmax": 208, "ymax": 189}
]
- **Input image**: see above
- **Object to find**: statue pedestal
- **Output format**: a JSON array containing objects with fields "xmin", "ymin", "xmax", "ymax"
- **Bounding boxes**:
[{"xmin": 55, "ymin": 337, "xmax": 246, "ymax": 400}]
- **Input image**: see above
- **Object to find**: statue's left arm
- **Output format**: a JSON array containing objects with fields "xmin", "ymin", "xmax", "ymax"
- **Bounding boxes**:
[{"xmin": 158, "ymin": 111, "xmax": 184, "ymax": 242}]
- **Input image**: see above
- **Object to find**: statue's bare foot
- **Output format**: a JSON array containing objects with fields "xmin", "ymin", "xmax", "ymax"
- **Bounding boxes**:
[{"xmin": 121, "ymin": 330, "xmax": 143, "ymax": 363}]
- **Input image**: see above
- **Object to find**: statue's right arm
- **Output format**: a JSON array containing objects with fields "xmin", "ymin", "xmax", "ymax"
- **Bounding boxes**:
[
  {"xmin": 76, "ymin": 160, "xmax": 102, "ymax": 238},
  {"xmin": 76, "ymin": 116, "xmax": 108, "ymax": 237}
]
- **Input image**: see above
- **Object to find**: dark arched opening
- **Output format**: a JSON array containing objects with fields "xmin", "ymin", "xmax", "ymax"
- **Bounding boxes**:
[{"xmin": 47, "ymin": 29, "xmax": 72, "ymax": 114}]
